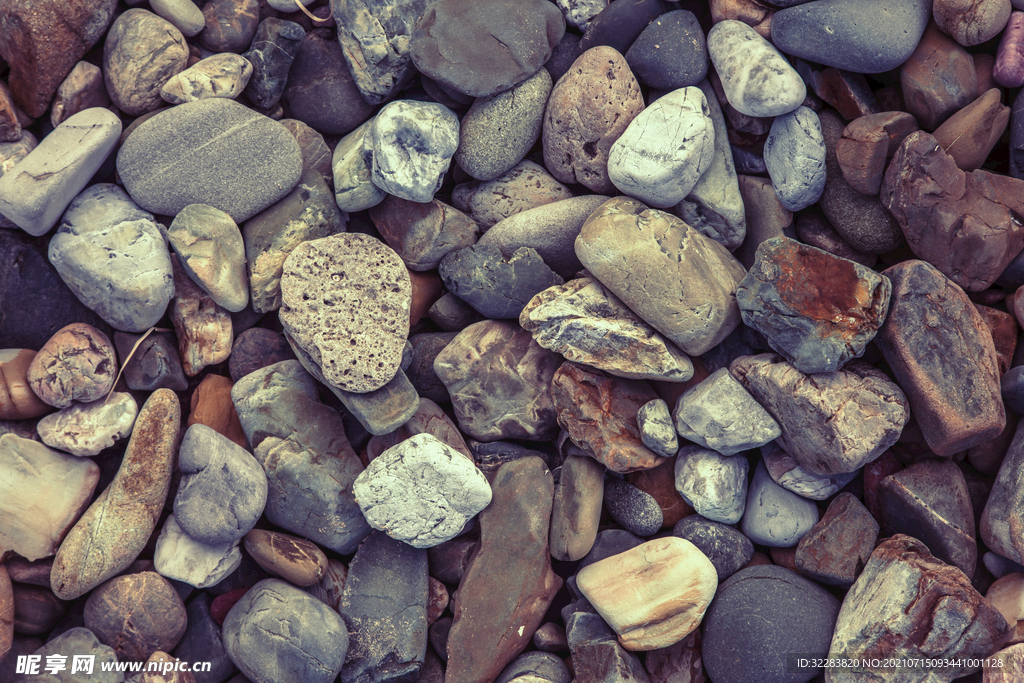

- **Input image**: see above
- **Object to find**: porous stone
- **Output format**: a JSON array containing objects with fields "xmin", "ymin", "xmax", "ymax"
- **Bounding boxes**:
[
  {"xmin": 282, "ymin": 33, "xmax": 376, "ymax": 135},
  {"xmin": 451, "ymin": 160, "xmax": 574, "ymax": 230},
  {"xmin": 542, "ymin": 46, "xmax": 645, "ymax": 194},
  {"xmin": 169, "ymin": 204, "xmax": 248, "ymax": 313},
  {"xmin": 673, "ymin": 445, "xmax": 748, "ymax": 524},
  {"xmin": 836, "ymin": 110, "xmax": 920, "ymax": 195},
  {"xmin": 761, "ymin": 442, "xmax": 858, "ymax": 500},
  {"xmin": 27, "ymin": 323, "xmax": 116, "ymax": 409},
  {"xmin": 737, "ymin": 236, "xmax": 891, "ymax": 373},
  {"xmin": 876, "ymin": 260, "xmax": 1006, "ymax": 456},
  {"xmin": 116, "ymin": 98, "xmax": 303, "ymax": 222},
  {"xmin": 332, "ymin": 119, "xmax": 387, "ymax": 213},
  {"xmin": 981, "ymin": 421, "xmax": 1024, "ymax": 566},
  {"xmin": 935, "ymin": 0, "xmax": 1012, "ymax": 46},
  {"xmin": 672, "ymin": 367, "xmax": 781, "ymax": 456},
  {"xmin": 50, "ymin": 61, "xmax": 111, "ymax": 129},
  {"xmin": 114, "ymin": 332, "xmax": 188, "ymax": 392},
  {"xmin": 608, "ymin": 86, "xmax": 715, "ymax": 209},
  {"xmin": 370, "ymin": 195, "xmax": 479, "ymax": 271},
  {"xmin": 707, "ymin": 20, "xmax": 805, "ymax": 117},
  {"xmin": 84, "ymin": 572, "xmax": 187, "ymax": 662},
  {"xmin": 763, "ymin": 106, "xmax": 826, "ymax": 211},
  {"xmin": 410, "ymin": 0, "xmax": 566, "ymax": 99},
  {"xmin": 170, "ymin": 257, "xmax": 233, "ymax": 377},
  {"xmin": 150, "ymin": 0, "xmax": 205, "ymax": 36},
  {"xmin": 740, "ymin": 460, "xmax": 819, "ymax": 547},
  {"xmin": 103, "ymin": 9, "xmax": 189, "ymax": 116},
  {"xmin": 353, "ymin": 433, "xmax": 491, "ymax": 548},
  {"xmin": 550, "ymin": 453, "xmax": 605, "ymax": 562},
  {"xmin": 604, "ymin": 477, "xmax": 663, "ymax": 537},
  {"xmin": 575, "ymin": 197, "xmax": 747, "ymax": 356},
  {"xmin": 37, "ymin": 393, "xmax": 137, "ymax": 457},
  {"xmin": 0, "ymin": 435, "xmax": 99, "ymax": 561},
  {"xmin": 625, "ymin": 10, "xmax": 707, "ymax": 90},
  {"xmin": 50, "ymin": 389, "xmax": 179, "ymax": 600},
  {"xmin": 279, "ymin": 233, "xmax": 410, "ymax": 393},
  {"xmin": 637, "ymin": 399, "xmax": 679, "ymax": 457},
  {"xmin": 153, "ymin": 514, "xmax": 242, "ymax": 589},
  {"xmin": 243, "ymin": 18, "xmax": 304, "ymax": 110},
  {"xmin": 0, "ymin": 108, "xmax": 121, "ymax": 237},
  {"xmin": 243, "ymin": 529, "xmax": 327, "ymax": 587},
  {"xmin": 899, "ymin": 23, "xmax": 978, "ymax": 131},
  {"xmin": 672, "ymin": 515, "xmax": 753, "ymax": 581},
  {"xmin": 223, "ymin": 578, "xmax": 348, "ymax": 683},
  {"xmin": 200, "ymin": 0, "xmax": 259, "ymax": 52},
  {"xmin": 439, "ymin": 245, "xmax": 563, "ymax": 320},
  {"xmin": 794, "ymin": 492, "xmax": 878, "ymax": 588},
  {"xmin": 434, "ymin": 320, "xmax": 562, "ymax": 442}
]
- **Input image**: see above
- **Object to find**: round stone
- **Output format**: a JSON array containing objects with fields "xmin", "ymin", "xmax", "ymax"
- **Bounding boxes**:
[
  {"xmin": 604, "ymin": 477, "xmax": 663, "ymax": 536},
  {"xmin": 83, "ymin": 571, "xmax": 187, "ymax": 663},
  {"xmin": 371, "ymin": 99, "xmax": 460, "ymax": 204},
  {"xmin": 625, "ymin": 10, "xmax": 708, "ymax": 90},
  {"xmin": 27, "ymin": 324, "xmax": 117, "ymax": 409},
  {"xmin": 672, "ymin": 515, "xmax": 754, "ymax": 581}
]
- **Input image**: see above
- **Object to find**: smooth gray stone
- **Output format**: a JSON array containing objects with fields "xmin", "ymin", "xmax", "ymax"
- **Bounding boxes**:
[
  {"xmin": 608, "ymin": 86, "xmax": 715, "ymax": 209},
  {"xmin": 223, "ymin": 578, "xmax": 348, "ymax": 683},
  {"xmin": 174, "ymin": 424, "xmax": 268, "ymax": 546},
  {"xmin": 0, "ymin": 108, "xmax": 121, "ymax": 236},
  {"xmin": 672, "ymin": 515, "xmax": 753, "ymax": 581},
  {"xmin": 672, "ymin": 367, "xmax": 781, "ymax": 456},
  {"xmin": 371, "ymin": 99, "xmax": 459, "ymax": 203},
  {"xmin": 333, "ymin": 118, "xmax": 386, "ymax": 213},
  {"xmin": 456, "ymin": 69, "xmax": 552, "ymax": 181},
  {"xmin": 673, "ymin": 79, "xmax": 746, "ymax": 251},
  {"xmin": 232, "ymin": 361, "xmax": 372, "ymax": 554},
  {"xmin": 763, "ymin": 106, "xmax": 826, "ymax": 211},
  {"xmin": 984, "ymin": 551, "xmax": 1024, "ymax": 578},
  {"xmin": 168, "ymin": 203, "xmax": 249, "ymax": 312},
  {"xmin": 674, "ymin": 444, "xmax": 748, "ymax": 524},
  {"xmin": 21, "ymin": 628, "xmax": 121, "ymax": 683},
  {"xmin": 117, "ymin": 98, "xmax": 303, "ymax": 222},
  {"xmin": 637, "ymin": 398, "xmax": 679, "ymax": 457},
  {"xmin": 439, "ymin": 244, "xmax": 564, "ymax": 319},
  {"xmin": 153, "ymin": 514, "xmax": 242, "ymax": 590},
  {"xmin": 48, "ymin": 183, "xmax": 174, "ymax": 333},
  {"xmin": 427, "ymin": 291, "xmax": 486, "ymax": 331},
  {"xmin": 707, "ymin": 20, "xmax": 805, "ymax": 117},
  {"xmin": 771, "ymin": 0, "xmax": 931, "ymax": 74},
  {"xmin": 740, "ymin": 460, "xmax": 819, "ymax": 547},
  {"xmin": 495, "ymin": 652, "xmax": 571, "ymax": 683},
  {"xmin": 604, "ymin": 477, "xmax": 662, "ymax": 536},
  {"xmin": 243, "ymin": 18, "xmax": 305, "ymax": 110},
  {"xmin": 173, "ymin": 592, "xmax": 239, "ymax": 683},
  {"xmin": 332, "ymin": 0, "xmax": 431, "ymax": 105},
  {"xmin": 579, "ymin": 529, "xmax": 645, "ymax": 570},
  {"xmin": 761, "ymin": 442, "xmax": 857, "ymax": 501}
]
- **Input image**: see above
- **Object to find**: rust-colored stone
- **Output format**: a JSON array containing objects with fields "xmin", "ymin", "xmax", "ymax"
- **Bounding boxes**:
[
  {"xmin": 409, "ymin": 269, "xmax": 444, "ymax": 326},
  {"xmin": 795, "ymin": 493, "xmax": 878, "ymax": 589},
  {"xmin": 709, "ymin": 0, "xmax": 773, "ymax": 38},
  {"xmin": 836, "ymin": 111, "xmax": 919, "ymax": 195},
  {"xmin": 188, "ymin": 374, "xmax": 247, "ymax": 448},
  {"xmin": 812, "ymin": 68, "xmax": 879, "ymax": 121},
  {"xmin": 427, "ymin": 576, "xmax": 448, "ymax": 625},
  {"xmin": 243, "ymin": 529, "xmax": 328, "ymax": 588},
  {"xmin": 933, "ymin": 88, "xmax": 1010, "ymax": 172},
  {"xmin": 209, "ymin": 587, "xmax": 249, "ymax": 626}
]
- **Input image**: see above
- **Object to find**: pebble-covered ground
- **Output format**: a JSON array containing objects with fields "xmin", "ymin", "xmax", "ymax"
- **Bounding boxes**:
[{"xmin": 2, "ymin": 0, "xmax": 1024, "ymax": 682}]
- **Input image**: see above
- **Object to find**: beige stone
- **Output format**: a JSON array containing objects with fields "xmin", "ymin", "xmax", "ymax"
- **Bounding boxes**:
[
  {"xmin": 188, "ymin": 374, "xmax": 247, "ymax": 448},
  {"xmin": 0, "ymin": 350, "xmax": 51, "ymax": 420},
  {"xmin": 243, "ymin": 529, "xmax": 328, "ymax": 587},
  {"xmin": 170, "ymin": 255, "xmax": 233, "ymax": 377},
  {"xmin": 986, "ymin": 572, "xmax": 1024, "ymax": 643}
]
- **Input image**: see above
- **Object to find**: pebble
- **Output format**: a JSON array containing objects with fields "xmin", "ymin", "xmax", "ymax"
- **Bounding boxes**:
[
  {"xmin": 986, "ymin": 573, "xmax": 1024, "ymax": 642},
  {"xmin": 404, "ymin": 333, "xmax": 455, "ymax": 403},
  {"xmin": 200, "ymin": 0, "xmax": 258, "ymax": 53},
  {"xmin": 995, "ymin": 13, "xmax": 1024, "ymax": 87},
  {"xmin": 160, "ymin": 52, "xmax": 252, "ymax": 105},
  {"xmin": 150, "ymin": 0, "xmax": 205, "ymax": 37},
  {"xmin": 223, "ymin": 578, "xmax": 349, "ymax": 683},
  {"xmin": 84, "ymin": 571, "xmax": 187, "ymax": 662},
  {"xmin": 50, "ymin": 389, "xmax": 179, "ymax": 600},
  {"xmin": 326, "ymin": 366, "xmax": 422, "ymax": 436},
  {"xmin": 543, "ymin": 46, "xmax": 646, "ymax": 193},
  {"xmin": 935, "ymin": 0, "xmax": 1012, "ymax": 46},
  {"xmin": 114, "ymin": 331, "xmax": 188, "ymax": 392},
  {"xmin": 451, "ymin": 160, "xmax": 573, "ymax": 230},
  {"xmin": 674, "ymin": 445, "xmax": 748, "ymax": 524},
  {"xmin": 625, "ymin": 11, "xmax": 707, "ymax": 90},
  {"xmin": 26, "ymin": 323, "xmax": 117, "ymax": 409},
  {"xmin": 228, "ymin": 328, "xmax": 294, "ymax": 382},
  {"xmin": 170, "ymin": 256, "xmax": 233, "ymax": 377},
  {"xmin": 556, "ymin": 0, "xmax": 608, "ymax": 30},
  {"xmin": 371, "ymin": 99, "xmax": 460, "ymax": 203},
  {"xmin": 0, "ymin": 107, "xmax": 120, "ymax": 237},
  {"xmin": 794, "ymin": 492, "xmax": 878, "ymax": 588},
  {"xmin": 763, "ymin": 106, "xmax": 826, "ymax": 211},
  {"xmin": 50, "ymin": 61, "xmax": 111, "ymax": 129},
  {"xmin": 982, "ymin": 422, "xmax": 1024, "ymax": 565},
  {"xmin": 636, "ymin": 399, "xmax": 679, "ymax": 457},
  {"xmin": 771, "ymin": 0, "xmax": 930, "ymax": 73},
  {"xmin": 243, "ymin": 529, "xmax": 327, "ymax": 587},
  {"xmin": 24, "ymin": 627, "xmax": 121, "ymax": 683},
  {"xmin": 153, "ymin": 514, "xmax": 242, "ymax": 589},
  {"xmin": 0, "ymin": 350, "xmax": 51, "ymax": 420},
  {"xmin": 731, "ymin": 354, "xmax": 909, "ymax": 475},
  {"xmin": 332, "ymin": 119, "xmax": 387, "ymax": 213},
  {"xmin": 550, "ymin": 453, "xmax": 605, "ymax": 561},
  {"xmin": 410, "ymin": 0, "xmax": 565, "ymax": 98},
  {"xmin": 702, "ymin": 565, "xmax": 841, "ymax": 683},
  {"xmin": 707, "ymin": 20, "xmax": 805, "ymax": 117},
  {"xmin": 103, "ymin": 9, "xmax": 189, "ymax": 116},
  {"xmin": 835, "ymin": 110, "xmax": 919, "ymax": 195},
  {"xmin": 36, "ymin": 392, "xmax": 137, "ymax": 457},
  {"xmin": 735, "ymin": 174, "xmax": 794, "ymax": 270},
  {"xmin": 456, "ymin": 69, "xmax": 552, "ymax": 181},
  {"xmin": 580, "ymin": 0, "xmax": 667, "ymax": 54},
  {"xmin": 761, "ymin": 442, "xmax": 858, "ymax": 500},
  {"xmin": 12, "ymin": 583, "xmax": 65, "ymax": 637},
  {"xmin": 604, "ymin": 477, "xmax": 663, "ymax": 536},
  {"xmin": 565, "ymin": 610, "xmax": 648, "ymax": 683},
  {"xmin": 117, "ymin": 98, "xmax": 303, "ymax": 222},
  {"xmin": 434, "ymin": 320, "xmax": 561, "ymax": 441},
  {"xmin": 243, "ymin": 18, "xmax": 304, "ymax": 110},
  {"xmin": 353, "ymin": 433, "xmax": 491, "ymax": 548},
  {"xmin": 168, "ymin": 204, "xmax": 249, "ymax": 313},
  {"xmin": 576, "ymin": 197, "xmax": 746, "ymax": 356},
  {"xmin": 672, "ymin": 515, "xmax": 753, "ymax": 581},
  {"xmin": 0, "ymin": 434, "xmax": 99, "ymax": 561},
  {"xmin": 370, "ymin": 195, "xmax": 479, "ymax": 271},
  {"xmin": 898, "ymin": 23, "xmax": 978, "ymax": 131},
  {"xmin": 439, "ymin": 245, "xmax": 564, "ymax": 319},
  {"xmin": 280, "ymin": 33, "xmax": 373, "ymax": 135},
  {"xmin": 877, "ymin": 260, "xmax": 1006, "ymax": 456},
  {"xmin": 308, "ymin": 558, "xmax": 347, "ymax": 613},
  {"xmin": 933, "ymin": 88, "xmax": 1010, "ymax": 172},
  {"xmin": 673, "ymin": 367, "xmax": 781, "ymax": 456},
  {"xmin": 496, "ymin": 651, "xmax": 571, "ymax": 683},
  {"xmin": 279, "ymin": 233, "xmax": 410, "ymax": 393},
  {"xmin": 803, "ymin": 65, "xmax": 880, "ymax": 121},
  {"xmin": 737, "ymin": 236, "xmax": 892, "ymax": 373}
]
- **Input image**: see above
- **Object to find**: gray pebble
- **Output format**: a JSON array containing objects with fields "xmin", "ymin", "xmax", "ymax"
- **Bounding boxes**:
[
  {"xmin": 740, "ymin": 460, "xmax": 819, "ymax": 547},
  {"xmin": 371, "ymin": 99, "xmax": 460, "ymax": 203},
  {"xmin": 604, "ymin": 477, "xmax": 663, "ymax": 537},
  {"xmin": 673, "ymin": 367, "xmax": 781, "ymax": 456},
  {"xmin": 763, "ymin": 106, "xmax": 827, "ymax": 211},
  {"xmin": 637, "ymin": 399, "xmax": 679, "ymax": 458},
  {"xmin": 439, "ymin": 244, "xmax": 564, "ymax": 319},
  {"xmin": 674, "ymin": 444, "xmax": 748, "ymax": 524},
  {"xmin": 673, "ymin": 515, "xmax": 754, "ymax": 581}
]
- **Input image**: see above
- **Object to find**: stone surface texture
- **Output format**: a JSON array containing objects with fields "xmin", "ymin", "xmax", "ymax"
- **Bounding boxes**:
[
  {"xmin": 707, "ymin": 20, "xmax": 806, "ymax": 117},
  {"xmin": 370, "ymin": 99, "xmax": 460, "ymax": 203},
  {"xmin": 36, "ymin": 392, "xmax": 137, "ymax": 457},
  {"xmin": 103, "ymin": 9, "xmax": 188, "ymax": 116}
]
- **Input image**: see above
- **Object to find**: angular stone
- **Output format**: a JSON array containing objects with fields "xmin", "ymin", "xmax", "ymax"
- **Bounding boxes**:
[
  {"xmin": 566, "ymin": 611, "xmax": 651, "ymax": 683},
  {"xmin": 672, "ymin": 367, "xmax": 780, "ymax": 456},
  {"xmin": 0, "ymin": 435, "xmax": 98, "ymax": 561},
  {"xmin": 153, "ymin": 514, "xmax": 242, "ymax": 589},
  {"xmin": 876, "ymin": 260, "xmax": 1005, "ymax": 456},
  {"xmin": 169, "ymin": 204, "xmax": 248, "ymax": 313},
  {"xmin": 794, "ymin": 492, "xmax": 878, "ymax": 588},
  {"xmin": 672, "ymin": 515, "xmax": 753, "ymax": 581},
  {"xmin": 37, "ymin": 393, "xmax": 137, "ymax": 457},
  {"xmin": 730, "ymin": 354, "xmax": 909, "ymax": 475},
  {"xmin": 0, "ymin": 108, "xmax": 121, "ymax": 237},
  {"xmin": 576, "ymin": 197, "xmax": 747, "ymax": 356},
  {"xmin": 550, "ymin": 453, "xmax": 605, "ymax": 562},
  {"xmin": 935, "ymin": 0, "xmax": 1012, "ymax": 46},
  {"xmin": 232, "ymin": 361, "xmax": 371, "ymax": 554},
  {"xmin": 804, "ymin": 66, "xmax": 880, "ymax": 121},
  {"xmin": 103, "ymin": 9, "xmax": 188, "ymax": 116},
  {"xmin": 981, "ymin": 421, "xmax": 1024, "ymax": 566},
  {"xmin": 933, "ymin": 88, "xmax": 1010, "ymax": 172},
  {"xmin": 332, "ymin": 119, "xmax": 387, "ymax": 213},
  {"xmin": 439, "ymin": 245, "xmax": 563, "ymax": 320},
  {"xmin": 556, "ymin": 0, "xmax": 608, "ymax": 30},
  {"xmin": 50, "ymin": 389, "xmax": 179, "ymax": 600},
  {"xmin": 243, "ymin": 18, "xmax": 304, "ymax": 110},
  {"xmin": 223, "ymin": 578, "xmax": 348, "ymax": 683},
  {"xmin": 308, "ymin": 558, "xmax": 348, "ymax": 613},
  {"xmin": 370, "ymin": 195, "xmax": 479, "ymax": 272},
  {"xmin": 673, "ymin": 445, "xmax": 748, "ymax": 524},
  {"xmin": 114, "ymin": 331, "xmax": 187, "ymax": 392},
  {"xmin": 279, "ymin": 233, "xmax": 410, "ymax": 393},
  {"xmin": 763, "ymin": 106, "xmax": 826, "ymax": 211},
  {"xmin": 637, "ymin": 399, "xmax": 679, "ymax": 457},
  {"xmin": 371, "ymin": 99, "xmax": 459, "ymax": 203},
  {"xmin": 899, "ymin": 23, "xmax": 978, "ymax": 131},
  {"xmin": 761, "ymin": 442, "xmax": 858, "ymax": 500},
  {"xmin": 84, "ymin": 572, "xmax": 187, "ymax": 662},
  {"xmin": 200, "ymin": 0, "xmax": 258, "ymax": 52},
  {"xmin": 445, "ymin": 458, "xmax": 562, "ymax": 683},
  {"xmin": 737, "ymin": 236, "xmax": 892, "ymax": 373},
  {"xmin": 50, "ymin": 61, "xmax": 111, "ymax": 129},
  {"xmin": 116, "ymin": 98, "xmax": 303, "ymax": 223},
  {"xmin": 170, "ymin": 257, "xmax": 233, "ymax": 377},
  {"xmin": 707, "ymin": 20, "xmax": 805, "ymax": 117},
  {"xmin": 836, "ymin": 111, "xmax": 920, "ymax": 196},
  {"xmin": 323, "ymin": 366, "xmax": 421, "ymax": 437},
  {"xmin": 243, "ymin": 529, "xmax": 327, "ymax": 587},
  {"xmin": 452, "ymin": 160, "xmax": 574, "ymax": 230},
  {"xmin": 27, "ymin": 323, "xmax": 116, "ymax": 409},
  {"xmin": 827, "ymin": 535, "xmax": 1009, "ymax": 682},
  {"xmin": 740, "ymin": 460, "xmax": 819, "ymax": 547},
  {"xmin": 434, "ymin": 320, "xmax": 561, "ymax": 442}
]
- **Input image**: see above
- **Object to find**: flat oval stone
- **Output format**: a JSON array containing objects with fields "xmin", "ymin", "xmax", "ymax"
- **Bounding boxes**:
[
  {"xmin": 707, "ymin": 20, "xmax": 805, "ymax": 117},
  {"xmin": 160, "ymin": 52, "xmax": 253, "ymax": 105},
  {"xmin": 550, "ymin": 453, "xmax": 605, "ymax": 561},
  {"xmin": 763, "ymin": 106, "xmax": 826, "ymax": 211},
  {"xmin": 83, "ymin": 571, "xmax": 187, "ymax": 662},
  {"xmin": 452, "ymin": 160, "xmax": 573, "ymax": 230},
  {"xmin": 153, "ymin": 514, "xmax": 242, "ymax": 589},
  {"xmin": 740, "ymin": 460, "xmax": 819, "ymax": 547},
  {"xmin": 371, "ymin": 99, "xmax": 460, "ymax": 203},
  {"xmin": 103, "ymin": 8, "xmax": 188, "ymax": 116},
  {"xmin": 151, "ymin": 0, "xmax": 205, "ymax": 37},
  {"xmin": 27, "ymin": 323, "xmax": 117, "ymax": 409},
  {"xmin": 116, "ymin": 98, "xmax": 303, "ymax": 223},
  {"xmin": 604, "ymin": 477, "xmax": 663, "ymax": 537},
  {"xmin": 279, "ymin": 233, "xmax": 410, "ymax": 394},
  {"xmin": 673, "ymin": 444, "xmax": 748, "ymax": 524},
  {"xmin": 36, "ymin": 392, "xmax": 137, "ymax": 457},
  {"xmin": 243, "ymin": 529, "xmax": 328, "ymax": 587}
]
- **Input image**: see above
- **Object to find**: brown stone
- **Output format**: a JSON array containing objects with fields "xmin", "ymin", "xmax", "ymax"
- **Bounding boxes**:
[
  {"xmin": 114, "ymin": 331, "xmax": 189, "ymax": 392},
  {"xmin": 0, "ymin": 564, "xmax": 10, "ymax": 659},
  {"xmin": 882, "ymin": 131, "xmax": 1024, "ymax": 292},
  {"xmin": 427, "ymin": 537, "xmax": 476, "ymax": 584},
  {"xmin": 934, "ymin": 0, "xmax": 1012, "ymax": 46},
  {"xmin": 103, "ymin": 8, "xmax": 189, "ymax": 116},
  {"xmin": 767, "ymin": 545, "xmax": 799, "ymax": 573},
  {"xmin": 549, "ymin": 452, "xmax": 604, "ymax": 562},
  {"xmin": 735, "ymin": 175, "xmax": 792, "ymax": 270},
  {"xmin": 50, "ymin": 61, "xmax": 110, "ymax": 128},
  {"xmin": 899, "ymin": 22, "xmax": 978, "ymax": 131},
  {"xmin": 200, "ymin": 0, "xmax": 259, "ymax": 53},
  {"xmin": 26, "ymin": 323, "xmax": 117, "ymax": 409},
  {"xmin": 170, "ymin": 255, "xmax": 233, "ymax": 377},
  {"xmin": 862, "ymin": 450, "xmax": 901, "ymax": 522},
  {"xmin": 409, "ymin": 270, "xmax": 443, "ymax": 327},
  {"xmin": 228, "ymin": 327, "xmax": 295, "ymax": 383},
  {"xmin": 968, "ymin": 412, "xmax": 1019, "ymax": 475},
  {"xmin": 794, "ymin": 214, "xmax": 876, "ymax": 267},
  {"xmin": 5, "ymin": 556, "xmax": 53, "ymax": 587},
  {"xmin": 794, "ymin": 493, "xmax": 879, "ymax": 589},
  {"xmin": 981, "ymin": 421, "xmax": 1024, "ymax": 566},
  {"xmin": 188, "ymin": 374, "xmax": 247, "ymax": 448},
  {"xmin": 811, "ymin": 68, "xmax": 879, "ymax": 121},
  {"xmin": 445, "ymin": 457, "xmax": 562, "ymax": 683},
  {"xmin": 533, "ymin": 622, "xmax": 568, "ymax": 653},
  {"xmin": 626, "ymin": 458, "xmax": 693, "ymax": 529},
  {"xmin": 985, "ymin": 642, "xmax": 1024, "ymax": 681},
  {"xmin": 975, "ymin": 52, "xmax": 999, "ymax": 95},
  {"xmin": 542, "ymin": 46, "xmax": 645, "ymax": 193},
  {"xmin": 140, "ymin": 651, "xmax": 198, "ymax": 683},
  {"xmin": 0, "ymin": 82, "xmax": 20, "ymax": 143},
  {"xmin": 308, "ymin": 558, "xmax": 347, "ymax": 613},
  {"xmin": 836, "ymin": 111, "xmax": 919, "ymax": 195},
  {"xmin": 0, "ymin": 350, "xmax": 51, "ymax": 420},
  {"xmin": 11, "ymin": 583, "xmax": 64, "ymax": 636},
  {"xmin": 551, "ymin": 362, "xmax": 665, "ymax": 473},
  {"xmin": 427, "ymin": 576, "xmax": 448, "ymax": 625},
  {"xmin": 451, "ymin": 160, "xmax": 573, "ymax": 230},
  {"xmin": 975, "ymin": 304, "xmax": 1018, "ymax": 375},
  {"xmin": 84, "ymin": 571, "xmax": 187, "ymax": 662},
  {"xmin": 876, "ymin": 260, "xmax": 1005, "ymax": 456},
  {"xmin": 370, "ymin": 195, "xmax": 480, "ymax": 272},
  {"xmin": 243, "ymin": 529, "xmax": 328, "ymax": 588},
  {"xmin": 279, "ymin": 119, "xmax": 333, "ymax": 190},
  {"xmin": 932, "ymin": 88, "xmax": 1011, "ymax": 172},
  {"xmin": 709, "ymin": 0, "xmax": 773, "ymax": 38},
  {"xmin": 365, "ymin": 397, "xmax": 472, "ymax": 462},
  {"xmin": 0, "ymin": 0, "xmax": 118, "ymax": 118}
]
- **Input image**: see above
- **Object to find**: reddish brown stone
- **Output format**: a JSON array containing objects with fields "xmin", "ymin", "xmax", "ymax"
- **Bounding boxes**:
[
  {"xmin": 967, "ymin": 412, "xmax": 1019, "ymax": 475},
  {"xmin": 0, "ymin": 81, "xmax": 20, "ymax": 143},
  {"xmin": 795, "ymin": 493, "xmax": 879, "ymax": 589},
  {"xmin": 83, "ymin": 572, "xmax": 187, "ymax": 662},
  {"xmin": 409, "ymin": 270, "xmax": 443, "ymax": 326},
  {"xmin": 768, "ymin": 546, "xmax": 799, "ymax": 573},
  {"xmin": 975, "ymin": 52, "xmax": 999, "ymax": 95},
  {"xmin": 933, "ymin": 88, "xmax": 1010, "ymax": 172},
  {"xmin": 811, "ymin": 68, "xmax": 879, "ymax": 121},
  {"xmin": 862, "ymin": 450, "xmax": 901, "ymax": 522},
  {"xmin": 881, "ymin": 131, "xmax": 1024, "ymax": 292},
  {"xmin": 426, "ymin": 537, "xmax": 476, "ymax": 585},
  {"xmin": 877, "ymin": 260, "xmax": 1005, "ymax": 456},
  {"xmin": 427, "ymin": 576, "xmax": 448, "ymax": 625},
  {"xmin": 3, "ymin": 556, "xmax": 51, "ymax": 587},
  {"xmin": 551, "ymin": 362, "xmax": 665, "ymax": 473},
  {"xmin": 188, "ymin": 374, "xmax": 247, "ymax": 448},
  {"xmin": 899, "ymin": 22, "xmax": 978, "ymax": 131},
  {"xmin": 11, "ymin": 583, "xmax": 64, "ymax": 636},
  {"xmin": 626, "ymin": 458, "xmax": 694, "ymax": 529},
  {"xmin": 836, "ymin": 111, "xmax": 919, "ymax": 195},
  {"xmin": 736, "ymin": 175, "xmax": 792, "ymax": 270},
  {"xmin": 709, "ymin": 0, "xmax": 773, "ymax": 38},
  {"xmin": 975, "ymin": 304, "xmax": 1018, "ymax": 375},
  {"xmin": 209, "ymin": 587, "xmax": 249, "ymax": 626},
  {"xmin": 370, "ymin": 196, "xmax": 480, "ymax": 272}
]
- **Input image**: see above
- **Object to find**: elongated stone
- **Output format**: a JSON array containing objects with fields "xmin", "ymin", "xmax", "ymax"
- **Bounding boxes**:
[
  {"xmin": 243, "ymin": 18, "xmax": 304, "ymax": 110},
  {"xmin": 333, "ymin": 119, "xmax": 387, "ymax": 213},
  {"xmin": 672, "ymin": 367, "xmax": 780, "ymax": 456},
  {"xmin": 550, "ymin": 453, "xmax": 605, "ymax": 562},
  {"xmin": 981, "ymin": 420, "xmax": 1024, "ymax": 566},
  {"xmin": 160, "ymin": 53, "xmax": 252, "ymax": 105},
  {"xmin": 637, "ymin": 399, "xmax": 679, "ymax": 458},
  {"xmin": 707, "ymin": 20, "xmax": 805, "ymax": 117},
  {"xmin": 170, "ymin": 256, "xmax": 233, "ymax": 377},
  {"xmin": 763, "ymin": 106, "xmax": 826, "ymax": 211},
  {"xmin": 36, "ymin": 393, "xmax": 137, "ymax": 457}
]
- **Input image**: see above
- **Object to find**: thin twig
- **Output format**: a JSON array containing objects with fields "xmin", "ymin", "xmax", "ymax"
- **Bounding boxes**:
[
  {"xmin": 293, "ymin": 0, "xmax": 330, "ymax": 22},
  {"xmin": 104, "ymin": 327, "xmax": 171, "ymax": 404}
]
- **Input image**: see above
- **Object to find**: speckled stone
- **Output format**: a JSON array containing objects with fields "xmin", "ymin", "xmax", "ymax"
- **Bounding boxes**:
[
  {"xmin": 672, "ymin": 515, "xmax": 754, "ymax": 581},
  {"xmin": 451, "ymin": 160, "xmax": 573, "ymax": 229},
  {"xmin": 604, "ymin": 477, "xmax": 663, "ymax": 537},
  {"xmin": 707, "ymin": 20, "xmax": 805, "ymax": 117},
  {"xmin": 625, "ymin": 10, "xmax": 708, "ymax": 90}
]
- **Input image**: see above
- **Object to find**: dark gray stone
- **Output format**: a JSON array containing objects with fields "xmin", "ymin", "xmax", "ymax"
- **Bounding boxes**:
[
  {"xmin": 340, "ymin": 531, "xmax": 429, "ymax": 683},
  {"xmin": 579, "ymin": 529, "xmax": 644, "ymax": 570},
  {"xmin": 428, "ymin": 616, "xmax": 451, "ymax": 661},
  {"xmin": 243, "ymin": 18, "xmax": 305, "ymax": 110},
  {"xmin": 228, "ymin": 328, "xmax": 295, "ymax": 383},
  {"xmin": 763, "ymin": 107, "xmax": 826, "ymax": 212},
  {"xmin": 625, "ymin": 10, "xmax": 707, "ymax": 90},
  {"xmin": 580, "ymin": 0, "xmax": 667, "ymax": 54},
  {"xmin": 495, "ymin": 652, "xmax": 571, "ymax": 683},
  {"xmin": 439, "ymin": 244, "xmax": 564, "ymax": 319},
  {"xmin": 114, "ymin": 331, "xmax": 188, "ymax": 391},
  {"xmin": 604, "ymin": 477, "xmax": 663, "ymax": 537},
  {"xmin": 545, "ymin": 31, "xmax": 582, "ymax": 82},
  {"xmin": 173, "ymin": 592, "xmax": 238, "ymax": 683},
  {"xmin": 1003, "ymin": 366, "xmax": 1024, "ymax": 414},
  {"xmin": 407, "ymin": 332, "xmax": 457, "ymax": 404},
  {"xmin": 672, "ymin": 515, "xmax": 753, "ymax": 581},
  {"xmin": 1011, "ymin": 87, "xmax": 1024, "ymax": 181},
  {"xmin": 427, "ymin": 292, "xmax": 486, "ymax": 332},
  {"xmin": 565, "ymin": 611, "xmax": 651, "ymax": 683},
  {"xmin": 732, "ymin": 146, "xmax": 767, "ymax": 175}
]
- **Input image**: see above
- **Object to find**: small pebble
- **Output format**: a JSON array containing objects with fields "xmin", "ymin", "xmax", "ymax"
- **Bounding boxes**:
[
  {"xmin": 674, "ymin": 444, "xmax": 749, "ymax": 524},
  {"xmin": 603, "ymin": 477, "xmax": 663, "ymax": 536}
]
